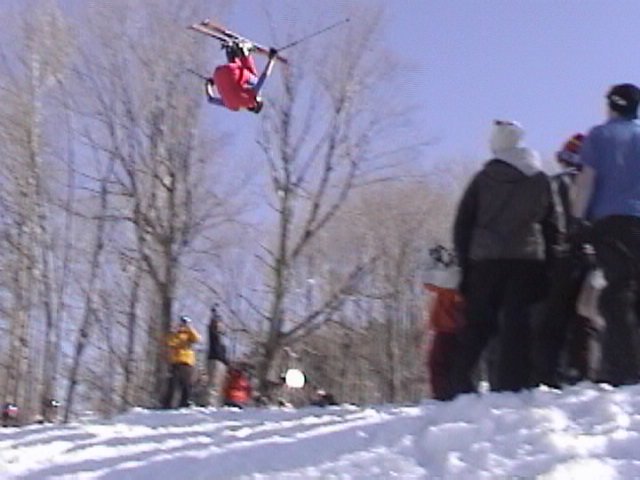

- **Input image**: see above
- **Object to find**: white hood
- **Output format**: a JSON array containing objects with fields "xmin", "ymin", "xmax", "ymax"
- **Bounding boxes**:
[
  {"xmin": 490, "ymin": 120, "xmax": 542, "ymax": 176},
  {"xmin": 494, "ymin": 146, "xmax": 542, "ymax": 176}
]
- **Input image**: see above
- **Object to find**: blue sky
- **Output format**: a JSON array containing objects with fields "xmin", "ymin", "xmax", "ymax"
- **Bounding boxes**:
[
  {"xmin": 394, "ymin": 0, "xmax": 640, "ymax": 163},
  {"xmin": 4, "ymin": 0, "xmax": 638, "ymax": 167},
  {"xmin": 224, "ymin": 0, "xmax": 640, "ymax": 166}
]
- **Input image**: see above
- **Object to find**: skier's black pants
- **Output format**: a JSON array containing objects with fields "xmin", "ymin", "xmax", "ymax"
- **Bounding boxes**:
[
  {"xmin": 592, "ymin": 215, "xmax": 640, "ymax": 386},
  {"xmin": 534, "ymin": 253, "xmax": 591, "ymax": 386},
  {"xmin": 451, "ymin": 260, "xmax": 547, "ymax": 396},
  {"xmin": 163, "ymin": 363, "xmax": 194, "ymax": 408}
]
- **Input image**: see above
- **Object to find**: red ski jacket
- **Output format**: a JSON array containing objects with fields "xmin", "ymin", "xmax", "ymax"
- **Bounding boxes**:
[
  {"xmin": 424, "ymin": 283, "xmax": 465, "ymax": 333},
  {"xmin": 222, "ymin": 368, "xmax": 252, "ymax": 405},
  {"xmin": 213, "ymin": 56, "xmax": 259, "ymax": 111}
]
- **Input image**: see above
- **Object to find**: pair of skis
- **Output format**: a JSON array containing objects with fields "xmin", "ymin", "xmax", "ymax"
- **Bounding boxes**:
[
  {"xmin": 188, "ymin": 18, "xmax": 351, "ymax": 65},
  {"xmin": 189, "ymin": 19, "xmax": 289, "ymax": 64}
]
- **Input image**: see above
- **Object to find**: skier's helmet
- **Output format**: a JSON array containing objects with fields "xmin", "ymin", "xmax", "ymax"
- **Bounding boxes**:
[{"xmin": 223, "ymin": 42, "xmax": 240, "ymax": 63}]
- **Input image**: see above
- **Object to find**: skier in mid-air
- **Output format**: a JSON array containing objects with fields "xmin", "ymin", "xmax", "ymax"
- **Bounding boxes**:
[
  {"xmin": 190, "ymin": 18, "xmax": 348, "ymax": 114},
  {"xmin": 205, "ymin": 40, "xmax": 278, "ymax": 114}
]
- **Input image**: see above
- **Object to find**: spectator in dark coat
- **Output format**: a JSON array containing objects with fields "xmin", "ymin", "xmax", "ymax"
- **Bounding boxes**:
[
  {"xmin": 534, "ymin": 134, "xmax": 597, "ymax": 387},
  {"xmin": 572, "ymin": 83, "xmax": 640, "ymax": 386},
  {"xmin": 450, "ymin": 120, "xmax": 558, "ymax": 397},
  {"xmin": 207, "ymin": 304, "xmax": 228, "ymax": 405}
]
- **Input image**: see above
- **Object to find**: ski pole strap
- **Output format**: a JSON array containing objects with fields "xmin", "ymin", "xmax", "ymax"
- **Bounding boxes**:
[{"xmin": 277, "ymin": 18, "xmax": 350, "ymax": 52}]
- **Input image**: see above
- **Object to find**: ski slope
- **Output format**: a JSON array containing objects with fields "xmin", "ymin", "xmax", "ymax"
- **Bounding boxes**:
[{"xmin": 3, "ymin": 383, "xmax": 640, "ymax": 479}]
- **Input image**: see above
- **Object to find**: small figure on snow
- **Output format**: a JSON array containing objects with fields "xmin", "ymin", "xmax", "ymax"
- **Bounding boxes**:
[
  {"xmin": 222, "ymin": 362, "xmax": 253, "ymax": 409},
  {"xmin": 423, "ymin": 245, "xmax": 465, "ymax": 400},
  {"xmin": 2, "ymin": 402, "xmax": 19, "ymax": 427},
  {"xmin": 310, "ymin": 389, "xmax": 337, "ymax": 407},
  {"xmin": 43, "ymin": 398, "xmax": 61, "ymax": 424},
  {"xmin": 205, "ymin": 41, "xmax": 279, "ymax": 114},
  {"xmin": 207, "ymin": 303, "xmax": 229, "ymax": 406}
]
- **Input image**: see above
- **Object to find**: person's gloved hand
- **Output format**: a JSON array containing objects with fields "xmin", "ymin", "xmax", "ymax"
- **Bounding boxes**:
[
  {"xmin": 567, "ymin": 217, "xmax": 592, "ymax": 246},
  {"xmin": 268, "ymin": 47, "xmax": 278, "ymax": 60}
]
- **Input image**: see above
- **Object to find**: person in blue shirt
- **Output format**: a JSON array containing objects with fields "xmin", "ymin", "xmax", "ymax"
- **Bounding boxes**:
[{"xmin": 572, "ymin": 83, "xmax": 640, "ymax": 386}]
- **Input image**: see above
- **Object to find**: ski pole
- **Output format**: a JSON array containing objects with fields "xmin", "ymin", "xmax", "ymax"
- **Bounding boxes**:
[
  {"xmin": 276, "ymin": 18, "xmax": 350, "ymax": 52},
  {"xmin": 186, "ymin": 68, "xmax": 209, "ymax": 81}
]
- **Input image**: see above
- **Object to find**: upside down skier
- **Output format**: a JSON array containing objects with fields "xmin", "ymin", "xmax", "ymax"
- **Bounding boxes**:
[{"xmin": 205, "ymin": 41, "xmax": 278, "ymax": 114}]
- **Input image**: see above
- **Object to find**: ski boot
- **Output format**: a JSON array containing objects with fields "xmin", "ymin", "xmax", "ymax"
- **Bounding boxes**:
[
  {"xmin": 205, "ymin": 79, "xmax": 216, "ymax": 102},
  {"xmin": 237, "ymin": 40, "xmax": 254, "ymax": 57}
]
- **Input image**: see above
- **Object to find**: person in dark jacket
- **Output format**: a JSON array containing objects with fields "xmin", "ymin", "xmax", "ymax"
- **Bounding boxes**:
[
  {"xmin": 207, "ymin": 304, "xmax": 228, "ymax": 406},
  {"xmin": 572, "ymin": 83, "xmax": 640, "ymax": 386},
  {"xmin": 533, "ymin": 134, "xmax": 597, "ymax": 387},
  {"xmin": 450, "ymin": 120, "xmax": 558, "ymax": 398}
]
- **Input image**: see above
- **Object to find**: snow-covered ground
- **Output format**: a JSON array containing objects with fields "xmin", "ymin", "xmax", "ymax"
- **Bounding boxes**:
[{"xmin": 3, "ymin": 383, "xmax": 640, "ymax": 479}]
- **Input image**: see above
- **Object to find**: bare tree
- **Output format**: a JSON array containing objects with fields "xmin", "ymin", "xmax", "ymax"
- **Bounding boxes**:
[
  {"xmin": 66, "ymin": 0, "xmax": 242, "ymax": 409},
  {"xmin": 284, "ymin": 179, "xmax": 455, "ymax": 404},
  {"xmin": 0, "ymin": 0, "xmax": 472, "ymax": 418},
  {"xmin": 252, "ymin": 7, "xmax": 422, "ymax": 396},
  {"xmin": 0, "ymin": 0, "xmax": 73, "ymax": 421},
  {"xmin": 63, "ymin": 150, "xmax": 114, "ymax": 421}
]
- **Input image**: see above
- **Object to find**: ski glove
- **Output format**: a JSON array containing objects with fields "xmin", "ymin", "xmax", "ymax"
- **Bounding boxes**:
[{"xmin": 566, "ymin": 217, "xmax": 593, "ymax": 247}]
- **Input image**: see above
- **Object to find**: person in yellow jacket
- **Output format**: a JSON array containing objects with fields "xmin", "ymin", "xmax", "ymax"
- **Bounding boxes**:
[{"xmin": 162, "ymin": 315, "xmax": 201, "ymax": 408}]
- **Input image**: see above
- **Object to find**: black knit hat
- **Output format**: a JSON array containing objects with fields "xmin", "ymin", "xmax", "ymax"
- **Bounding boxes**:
[{"xmin": 607, "ymin": 83, "xmax": 640, "ymax": 118}]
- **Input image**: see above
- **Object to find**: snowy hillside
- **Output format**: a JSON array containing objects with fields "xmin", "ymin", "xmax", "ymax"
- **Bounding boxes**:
[{"xmin": 3, "ymin": 383, "xmax": 640, "ymax": 479}]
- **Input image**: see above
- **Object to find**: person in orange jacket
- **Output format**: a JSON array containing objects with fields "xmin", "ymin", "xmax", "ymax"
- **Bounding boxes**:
[
  {"xmin": 205, "ymin": 41, "xmax": 278, "ymax": 114},
  {"xmin": 162, "ymin": 315, "xmax": 201, "ymax": 408},
  {"xmin": 222, "ymin": 363, "xmax": 253, "ymax": 408},
  {"xmin": 423, "ymin": 245, "xmax": 465, "ymax": 400}
]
